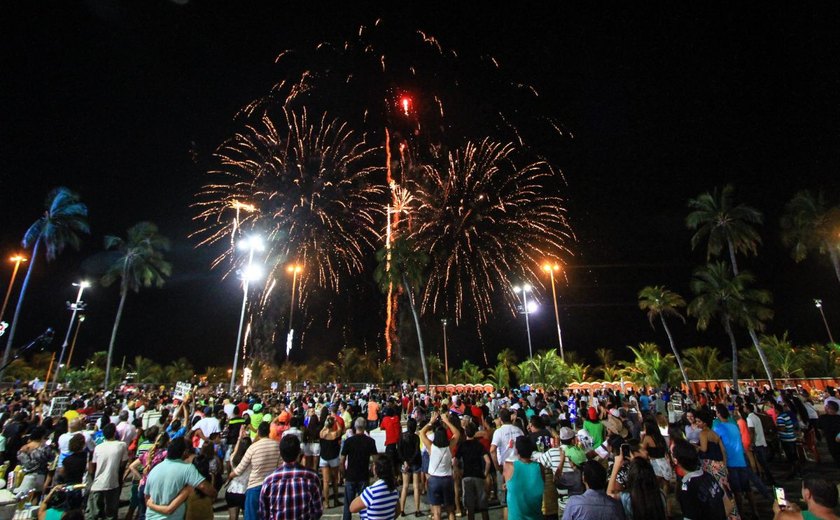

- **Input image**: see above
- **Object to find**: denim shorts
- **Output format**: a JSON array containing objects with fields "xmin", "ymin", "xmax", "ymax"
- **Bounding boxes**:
[
  {"xmin": 427, "ymin": 475, "xmax": 455, "ymax": 506},
  {"xmin": 320, "ymin": 456, "xmax": 340, "ymax": 468}
]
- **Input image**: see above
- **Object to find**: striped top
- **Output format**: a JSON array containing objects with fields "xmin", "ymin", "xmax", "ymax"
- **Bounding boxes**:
[
  {"xmin": 234, "ymin": 437, "xmax": 282, "ymax": 489},
  {"xmin": 360, "ymin": 479, "xmax": 400, "ymax": 520},
  {"xmin": 776, "ymin": 412, "xmax": 797, "ymax": 443}
]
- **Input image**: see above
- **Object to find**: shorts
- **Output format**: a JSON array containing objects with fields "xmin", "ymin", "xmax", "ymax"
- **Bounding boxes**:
[
  {"xmin": 427, "ymin": 475, "xmax": 456, "ymax": 507},
  {"xmin": 320, "ymin": 456, "xmax": 340, "ymax": 468},
  {"xmin": 421, "ymin": 451, "xmax": 430, "ymax": 473},
  {"xmin": 303, "ymin": 442, "xmax": 321, "ymax": 457},
  {"xmin": 727, "ymin": 466, "xmax": 750, "ymax": 493},
  {"xmin": 461, "ymin": 477, "xmax": 487, "ymax": 512},
  {"xmin": 225, "ymin": 492, "xmax": 246, "ymax": 508},
  {"xmin": 402, "ymin": 462, "xmax": 422, "ymax": 474},
  {"xmin": 650, "ymin": 457, "xmax": 673, "ymax": 482}
]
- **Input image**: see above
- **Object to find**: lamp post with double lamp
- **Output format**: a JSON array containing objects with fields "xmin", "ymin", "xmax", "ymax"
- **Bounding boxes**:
[
  {"xmin": 53, "ymin": 281, "xmax": 89, "ymax": 388},
  {"xmin": 542, "ymin": 263, "xmax": 565, "ymax": 361},
  {"xmin": 230, "ymin": 236, "xmax": 265, "ymax": 394},
  {"xmin": 1, "ymin": 255, "xmax": 27, "ymax": 324},
  {"xmin": 814, "ymin": 299, "xmax": 836, "ymax": 345},
  {"xmin": 286, "ymin": 264, "xmax": 302, "ymax": 356},
  {"xmin": 441, "ymin": 318, "xmax": 449, "ymax": 383},
  {"xmin": 513, "ymin": 284, "xmax": 537, "ymax": 359}
]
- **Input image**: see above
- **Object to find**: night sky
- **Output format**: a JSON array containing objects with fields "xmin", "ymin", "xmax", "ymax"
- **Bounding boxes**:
[{"xmin": 2, "ymin": 1, "xmax": 839, "ymax": 372}]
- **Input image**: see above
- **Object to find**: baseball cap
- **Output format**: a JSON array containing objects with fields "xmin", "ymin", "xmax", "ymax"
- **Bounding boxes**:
[
  {"xmin": 253, "ymin": 403, "xmax": 263, "ymax": 412},
  {"xmin": 559, "ymin": 427, "xmax": 575, "ymax": 441},
  {"xmin": 609, "ymin": 408, "xmax": 621, "ymax": 418}
]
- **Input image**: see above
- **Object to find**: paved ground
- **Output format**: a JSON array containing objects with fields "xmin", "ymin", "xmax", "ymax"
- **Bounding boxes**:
[{"xmin": 113, "ymin": 443, "xmax": 839, "ymax": 519}]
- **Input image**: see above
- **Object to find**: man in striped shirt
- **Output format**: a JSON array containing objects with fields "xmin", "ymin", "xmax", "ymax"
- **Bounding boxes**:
[
  {"xmin": 774, "ymin": 401, "xmax": 802, "ymax": 478},
  {"xmin": 259, "ymin": 435, "xmax": 323, "ymax": 520},
  {"xmin": 228, "ymin": 421, "xmax": 282, "ymax": 520}
]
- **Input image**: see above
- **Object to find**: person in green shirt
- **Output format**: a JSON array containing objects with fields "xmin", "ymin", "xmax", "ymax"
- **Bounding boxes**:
[
  {"xmin": 248, "ymin": 404, "xmax": 265, "ymax": 439},
  {"xmin": 583, "ymin": 408, "xmax": 605, "ymax": 448}
]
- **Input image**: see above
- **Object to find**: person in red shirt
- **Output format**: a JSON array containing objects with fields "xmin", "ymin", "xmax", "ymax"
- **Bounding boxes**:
[{"xmin": 381, "ymin": 406, "xmax": 402, "ymax": 476}]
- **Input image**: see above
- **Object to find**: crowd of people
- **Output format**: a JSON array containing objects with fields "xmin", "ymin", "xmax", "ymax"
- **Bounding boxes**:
[{"xmin": 0, "ymin": 380, "xmax": 839, "ymax": 520}]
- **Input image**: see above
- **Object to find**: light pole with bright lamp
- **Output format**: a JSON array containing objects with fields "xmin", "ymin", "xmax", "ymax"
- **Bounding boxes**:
[
  {"xmin": 542, "ymin": 263, "xmax": 565, "ymax": 361},
  {"xmin": 286, "ymin": 264, "xmax": 302, "ymax": 356},
  {"xmin": 513, "ymin": 284, "xmax": 537, "ymax": 359},
  {"xmin": 65, "ymin": 314, "xmax": 85, "ymax": 370},
  {"xmin": 53, "ymin": 281, "xmax": 89, "ymax": 388},
  {"xmin": 0, "ymin": 255, "xmax": 27, "ymax": 324},
  {"xmin": 230, "ymin": 236, "xmax": 264, "ymax": 394},
  {"xmin": 441, "ymin": 318, "xmax": 449, "ymax": 383},
  {"xmin": 814, "ymin": 299, "xmax": 835, "ymax": 345}
]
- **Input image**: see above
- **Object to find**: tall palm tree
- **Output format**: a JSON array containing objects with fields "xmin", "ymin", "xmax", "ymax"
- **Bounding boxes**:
[
  {"xmin": 688, "ymin": 262, "xmax": 774, "ymax": 391},
  {"xmin": 486, "ymin": 363, "xmax": 510, "ymax": 390},
  {"xmin": 780, "ymin": 190, "xmax": 840, "ymax": 284},
  {"xmin": 375, "ymin": 237, "xmax": 430, "ymax": 389},
  {"xmin": 682, "ymin": 346, "xmax": 730, "ymax": 380},
  {"xmin": 101, "ymin": 222, "xmax": 172, "ymax": 389},
  {"xmin": 638, "ymin": 286, "xmax": 690, "ymax": 392},
  {"xmin": 457, "ymin": 360, "xmax": 484, "ymax": 384},
  {"xmin": 2, "ymin": 188, "xmax": 89, "ymax": 373},
  {"xmin": 595, "ymin": 348, "xmax": 621, "ymax": 381},
  {"xmin": 686, "ymin": 184, "xmax": 763, "ymax": 274},
  {"xmin": 621, "ymin": 343, "xmax": 681, "ymax": 390}
]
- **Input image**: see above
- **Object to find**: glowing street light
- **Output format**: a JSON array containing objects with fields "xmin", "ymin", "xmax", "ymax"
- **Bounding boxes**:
[
  {"xmin": 286, "ymin": 264, "xmax": 303, "ymax": 356},
  {"xmin": 542, "ymin": 263, "xmax": 565, "ymax": 361},
  {"xmin": 441, "ymin": 318, "xmax": 450, "ymax": 383},
  {"xmin": 230, "ymin": 236, "xmax": 264, "ymax": 393},
  {"xmin": 53, "ymin": 280, "xmax": 89, "ymax": 388},
  {"xmin": 513, "ymin": 284, "xmax": 537, "ymax": 359},
  {"xmin": 814, "ymin": 299, "xmax": 835, "ymax": 345}
]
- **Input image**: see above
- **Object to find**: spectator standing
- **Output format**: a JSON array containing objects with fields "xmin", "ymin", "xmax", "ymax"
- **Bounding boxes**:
[
  {"xmin": 258, "ymin": 435, "xmax": 323, "ymax": 520},
  {"xmin": 503, "ymin": 437, "xmax": 542, "ymax": 520},
  {"xmin": 489, "ymin": 408, "xmax": 524, "ymax": 518},
  {"xmin": 818, "ymin": 401, "xmax": 840, "ymax": 467},
  {"xmin": 341, "ymin": 417, "xmax": 378, "ymax": 520},
  {"xmin": 226, "ymin": 422, "xmax": 281, "ymax": 520},
  {"xmin": 457, "ymin": 422, "xmax": 491, "ymax": 520},
  {"xmin": 398, "ymin": 418, "xmax": 422, "ymax": 516},
  {"xmin": 561, "ymin": 461, "xmax": 626, "ymax": 520},
  {"xmin": 672, "ymin": 439, "xmax": 729, "ymax": 520},
  {"xmin": 745, "ymin": 403, "xmax": 775, "ymax": 484},
  {"xmin": 420, "ymin": 412, "xmax": 460, "ymax": 520},
  {"xmin": 774, "ymin": 402, "xmax": 802, "ymax": 478},
  {"xmin": 86, "ymin": 423, "xmax": 128, "ymax": 520}
]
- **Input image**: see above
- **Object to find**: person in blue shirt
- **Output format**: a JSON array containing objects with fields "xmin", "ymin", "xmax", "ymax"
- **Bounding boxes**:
[
  {"xmin": 712, "ymin": 404, "xmax": 766, "ymax": 519},
  {"xmin": 639, "ymin": 393, "xmax": 650, "ymax": 415}
]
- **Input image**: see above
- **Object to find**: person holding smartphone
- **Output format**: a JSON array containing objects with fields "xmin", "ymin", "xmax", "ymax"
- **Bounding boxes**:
[{"xmin": 772, "ymin": 479, "xmax": 839, "ymax": 520}]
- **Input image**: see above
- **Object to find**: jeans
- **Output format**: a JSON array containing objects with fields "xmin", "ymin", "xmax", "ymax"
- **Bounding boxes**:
[
  {"xmin": 752, "ymin": 446, "xmax": 775, "ymax": 484},
  {"xmin": 343, "ymin": 481, "xmax": 367, "ymax": 520},
  {"xmin": 244, "ymin": 486, "xmax": 261, "ymax": 520},
  {"xmin": 85, "ymin": 488, "xmax": 120, "ymax": 520}
]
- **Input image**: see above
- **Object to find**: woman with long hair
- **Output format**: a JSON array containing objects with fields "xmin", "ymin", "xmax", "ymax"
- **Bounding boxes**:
[
  {"xmin": 319, "ymin": 415, "xmax": 342, "ymax": 509},
  {"xmin": 224, "ymin": 435, "xmax": 251, "ymax": 520},
  {"xmin": 350, "ymin": 455, "xmax": 401, "ymax": 519},
  {"xmin": 127, "ymin": 430, "xmax": 169, "ymax": 520},
  {"xmin": 301, "ymin": 409, "xmax": 321, "ymax": 470},
  {"xmin": 398, "ymin": 418, "xmax": 422, "ymax": 517},
  {"xmin": 612, "ymin": 457, "xmax": 667, "ymax": 520},
  {"xmin": 641, "ymin": 418, "xmax": 672, "ymax": 489}
]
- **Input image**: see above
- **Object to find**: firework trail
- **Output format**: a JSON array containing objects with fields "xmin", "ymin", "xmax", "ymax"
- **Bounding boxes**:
[{"xmin": 193, "ymin": 108, "xmax": 385, "ymax": 303}]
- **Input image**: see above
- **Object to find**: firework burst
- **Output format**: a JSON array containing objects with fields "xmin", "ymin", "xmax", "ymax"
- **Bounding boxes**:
[
  {"xmin": 409, "ymin": 139, "xmax": 573, "ymax": 327},
  {"xmin": 193, "ymin": 108, "xmax": 385, "ymax": 300}
]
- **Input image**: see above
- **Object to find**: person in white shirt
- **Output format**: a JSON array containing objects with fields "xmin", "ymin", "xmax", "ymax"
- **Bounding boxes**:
[
  {"xmin": 86, "ymin": 423, "xmax": 128, "ymax": 520},
  {"xmin": 745, "ymin": 403, "xmax": 775, "ymax": 485},
  {"xmin": 192, "ymin": 408, "xmax": 222, "ymax": 448},
  {"xmin": 490, "ymin": 408, "xmax": 524, "ymax": 518}
]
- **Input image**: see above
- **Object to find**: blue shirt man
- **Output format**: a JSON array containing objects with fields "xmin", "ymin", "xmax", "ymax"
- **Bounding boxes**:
[{"xmin": 145, "ymin": 437, "xmax": 217, "ymax": 520}]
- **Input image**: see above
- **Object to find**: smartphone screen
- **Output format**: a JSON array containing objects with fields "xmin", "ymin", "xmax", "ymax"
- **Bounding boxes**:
[
  {"xmin": 621, "ymin": 443, "xmax": 630, "ymax": 457},
  {"xmin": 775, "ymin": 487, "xmax": 787, "ymax": 508}
]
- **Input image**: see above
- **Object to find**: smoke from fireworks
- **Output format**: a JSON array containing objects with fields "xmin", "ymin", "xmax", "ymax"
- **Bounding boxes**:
[
  {"xmin": 193, "ymin": 108, "xmax": 385, "ymax": 301},
  {"xmin": 410, "ymin": 139, "xmax": 573, "ymax": 327}
]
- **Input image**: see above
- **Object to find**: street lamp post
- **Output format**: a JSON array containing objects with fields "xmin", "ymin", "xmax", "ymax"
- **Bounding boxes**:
[
  {"xmin": 514, "ymin": 284, "xmax": 535, "ymax": 359},
  {"xmin": 814, "ymin": 299, "xmax": 836, "ymax": 345},
  {"xmin": 542, "ymin": 263, "xmax": 565, "ymax": 361},
  {"xmin": 53, "ymin": 281, "xmax": 89, "ymax": 389},
  {"xmin": 230, "ymin": 236, "xmax": 264, "ymax": 394},
  {"xmin": 286, "ymin": 264, "xmax": 302, "ymax": 356},
  {"xmin": 441, "ymin": 319, "xmax": 449, "ymax": 383},
  {"xmin": 65, "ymin": 314, "xmax": 85, "ymax": 370},
  {"xmin": 0, "ymin": 256, "xmax": 27, "ymax": 323}
]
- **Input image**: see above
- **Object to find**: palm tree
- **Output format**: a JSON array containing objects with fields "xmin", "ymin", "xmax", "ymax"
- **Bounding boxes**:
[
  {"xmin": 740, "ymin": 333, "xmax": 810, "ymax": 381},
  {"xmin": 164, "ymin": 358, "xmax": 194, "ymax": 384},
  {"xmin": 638, "ymin": 286, "xmax": 691, "ymax": 392},
  {"xmin": 595, "ymin": 348, "xmax": 621, "ymax": 381},
  {"xmin": 457, "ymin": 360, "xmax": 484, "ymax": 384},
  {"xmin": 374, "ymin": 237, "xmax": 430, "ymax": 389},
  {"xmin": 2, "ymin": 187, "xmax": 89, "ymax": 373},
  {"xmin": 131, "ymin": 356, "xmax": 162, "ymax": 383},
  {"xmin": 101, "ymin": 222, "xmax": 172, "ymax": 389},
  {"xmin": 688, "ymin": 262, "xmax": 774, "ymax": 391},
  {"xmin": 622, "ymin": 343, "xmax": 681, "ymax": 390},
  {"xmin": 486, "ymin": 363, "xmax": 510, "ymax": 390},
  {"xmin": 780, "ymin": 190, "xmax": 840, "ymax": 284},
  {"xmin": 686, "ymin": 184, "xmax": 763, "ymax": 274},
  {"xmin": 682, "ymin": 346, "xmax": 731, "ymax": 380}
]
